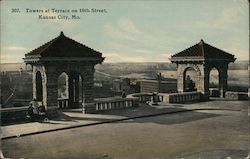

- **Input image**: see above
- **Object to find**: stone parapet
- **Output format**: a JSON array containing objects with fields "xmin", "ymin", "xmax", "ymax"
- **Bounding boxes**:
[
  {"xmin": 225, "ymin": 91, "xmax": 249, "ymax": 100},
  {"xmin": 83, "ymin": 102, "xmax": 96, "ymax": 113},
  {"xmin": 160, "ymin": 92, "xmax": 203, "ymax": 103}
]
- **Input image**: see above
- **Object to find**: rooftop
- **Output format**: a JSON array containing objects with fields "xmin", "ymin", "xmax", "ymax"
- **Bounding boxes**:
[
  {"xmin": 25, "ymin": 31, "xmax": 103, "ymax": 58},
  {"xmin": 170, "ymin": 39, "xmax": 236, "ymax": 62}
]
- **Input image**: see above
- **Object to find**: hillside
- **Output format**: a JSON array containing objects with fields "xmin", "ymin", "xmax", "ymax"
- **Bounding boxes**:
[{"xmin": 2, "ymin": 60, "xmax": 247, "ymax": 72}]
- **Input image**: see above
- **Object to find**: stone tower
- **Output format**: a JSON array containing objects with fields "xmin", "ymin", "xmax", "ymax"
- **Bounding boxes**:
[
  {"xmin": 170, "ymin": 40, "xmax": 236, "ymax": 99},
  {"xmin": 23, "ymin": 31, "xmax": 104, "ymax": 114}
]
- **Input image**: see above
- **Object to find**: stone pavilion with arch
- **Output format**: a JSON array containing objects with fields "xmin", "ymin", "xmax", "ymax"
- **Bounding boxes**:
[
  {"xmin": 23, "ymin": 32, "xmax": 104, "ymax": 114},
  {"xmin": 170, "ymin": 39, "xmax": 236, "ymax": 100}
]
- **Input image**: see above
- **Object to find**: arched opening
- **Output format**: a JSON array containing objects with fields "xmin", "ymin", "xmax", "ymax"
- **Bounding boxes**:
[
  {"xmin": 35, "ymin": 71, "xmax": 43, "ymax": 101},
  {"xmin": 183, "ymin": 67, "xmax": 198, "ymax": 92},
  {"xmin": 57, "ymin": 71, "xmax": 84, "ymax": 109},
  {"xmin": 209, "ymin": 68, "xmax": 219, "ymax": 88},
  {"xmin": 58, "ymin": 72, "xmax": 69, "ymax": 108},
  {"xmin": 209, "ymin": 67, "xmax": 220, "ymax": 97},
  {"xmin": 68, "ymin": 71, "xmax": 83, "ymax": 108}
]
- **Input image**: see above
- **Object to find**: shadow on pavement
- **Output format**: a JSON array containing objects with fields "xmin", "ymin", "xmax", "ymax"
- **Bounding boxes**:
[
  {"xmin": 1, "ymin": 119, "xmax": 36, "ymax": 126},
  {"xmin": 96, "ymin": 105, "xmax": 221, "ymax": 125},
  {"xmin": 97, "ymin": 104, "xmax": 185, "ymax": 117},
  {"xmin": 118, "ymin": 111, "xmax": 220, "ymax": 125},
  {"xmin": 176, "ymin": 149, "xmax": 248, "ymax": 159},
  {"xmin": 4, "ymin": 101, "xmax": 237, "ymax": 126}
]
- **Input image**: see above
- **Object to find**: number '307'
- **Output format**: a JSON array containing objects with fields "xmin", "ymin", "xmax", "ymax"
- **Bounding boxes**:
[{"xmin": 11, "ymin": 8, "xmax": 20, "ymax": 13}]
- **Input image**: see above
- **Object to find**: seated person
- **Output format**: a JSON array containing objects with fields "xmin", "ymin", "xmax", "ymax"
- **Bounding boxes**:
[
  {"xmin": 38, "ymin": 104, "xmax": 46, "ymax": 116},
  {"xmin": 31, "ymin": 99, "xmax": 39, "ymax": 114},
  {"xmin": 26, "ymin": 99, "xmax": 41, "ymax": 120},
  {"xmin": 26, "ymin": 104, "xmax": 34, "ymax": 119}
]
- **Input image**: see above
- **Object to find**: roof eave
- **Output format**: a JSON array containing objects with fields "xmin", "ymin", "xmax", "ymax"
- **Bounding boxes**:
[
  {"xmin": 205, "ymin": 57, "xmax": 236, "ymax": 62},
  {"xmin": 23, "ymin": 56, "xmax": 105, "ymax": 64},
  {"xmin": 169, "ymin": 57, "xmax": 205, "ymax": 62}
]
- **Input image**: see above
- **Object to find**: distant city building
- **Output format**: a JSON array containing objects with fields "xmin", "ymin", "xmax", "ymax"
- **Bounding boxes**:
[
  {"xmin": 113, "ymin": 78, "xmax": 130, "ymax": 92},
  {"xmin": 112, "ymin": 78, "xmax": 140, "ymax": 94},
  {"xmin": 113, "ymin": 74, "xmax": 177, "ymax": 94},
  {"xmin": 138, "ymin": 79, "xmax": 177, "ymax": 93}
]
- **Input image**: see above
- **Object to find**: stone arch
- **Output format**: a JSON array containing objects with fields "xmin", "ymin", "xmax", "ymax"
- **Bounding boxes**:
[
  {"xmin": 182, "ymin": 64, "xmax": 202, "ymax": 76},
  {"xmin": 35, "ymin": 71, "xmax": 43, "ymax": 101},
  {"xmin": 55, "ymin": 69, "xmax": 85, "ymax": 109},
  {"xmin": 58, "ymin": 72, "xmax": 69, "ymax": 99},
  {"xmin": 208, "ymin": 66, "xmax": 220, "ymax": 97},
  {"xmin": 207, "ymin": 64, "xmax": 228, "ymax": 98},
  {"xmin": 32, "ymin": 66, "xmax": 48, "ymax": 108},
  {"xmin": 177, "ymin": 63, "xmax": 203, "ymax": 92},
  {"xmin": 57, "ymin": 72, "xmax": 69, "ymax": 108},
  {"xmin": 183, "ymin": 67, "xmax": 198, "ymax": 92},
  {"xmin": 208, "ymin": 67, "xmax": 220, "ymax": 88}
]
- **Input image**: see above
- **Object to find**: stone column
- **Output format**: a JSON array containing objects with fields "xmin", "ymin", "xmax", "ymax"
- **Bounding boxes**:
[
  {"xmin": 68, "ymin": 74, "xmax": 74, "ymax": 108},
  {"xmin": 197, "ymin": 64, "xmax": 209, "ymax": 101},
  {"xmin": 203, "ymin": 72, "xmax": 210, "ymax": 100},
  {"xmin": 32, "ymin": 67, "xmax": 37, "ymax": 100},
  {"xmin": 44, "ymin": 68, "xmax": 59, "ymax": 116},
  {"xmin": 219, "ymin": 67, "xmax": 228, "ymax": 98},
  {"xmin": 177, "ymin": 66, "xmax": 184, "ymax": 93},
  {"xmin": 74, "ymin": 75, "xmax": 80, "ymax": 108},
  {"xmin": 81, "ymin": 66, "xmax": 95, "ymax": 113}
]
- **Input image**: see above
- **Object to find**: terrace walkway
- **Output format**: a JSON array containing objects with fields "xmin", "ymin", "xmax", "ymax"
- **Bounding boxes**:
[
  {"xmin": 1, "ymin": 103, "xmax": 186, "ymax": 139},
  {"xmin": 1, "ymin": 98, "xmax": 247, "ymax": 140},
  {"xmin": 1, "ymin": 99, "xmax": 248, "ymax": 159}
]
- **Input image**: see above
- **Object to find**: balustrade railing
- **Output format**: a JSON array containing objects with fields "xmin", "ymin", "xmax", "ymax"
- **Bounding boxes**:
[
  {"xmin": 94, "ymin": 98, "xmax": 137, "ymax": 111},
  {"xmin": 127, "ymin": 93, "xmax": 160, "ymax": 102},
  {"xmin": 164, "ymin": 91, "xmax": 202, "ymax": 103},
  {"xmin": 58, "ymin": 98, "xmax": 69, "ymax": 108}
]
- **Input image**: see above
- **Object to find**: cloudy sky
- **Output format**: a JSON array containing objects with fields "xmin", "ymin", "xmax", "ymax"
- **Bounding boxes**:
[{"xmin": 1, "ymin": 0, "xmax": 249, "ymax": 63}]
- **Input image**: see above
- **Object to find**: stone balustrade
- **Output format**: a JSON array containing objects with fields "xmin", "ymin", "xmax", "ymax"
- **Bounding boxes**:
[
  {"xmin": 127, "ymin": 92, "xmax": 202, "ymax": 104},
  {"xmin": 58, "ymin": 98, "xmax": 69, "ymax": 108},
  {"xmin": 159, "ymin": 91, "xmax": 202, "ymax": 103},
  {"xmin": 209, "ymin": 88, "xmax": 220, "ymax": 97},
  {"xmin": 127, "ymin": 93, "xmax": 153, "ymax": 102},
  {"xmin": 94, "ymin": 98, "xmax": 137, "ymax": 112},
  {"xmin": 225, "ymin": 91, "xmax": 249, "ymax": 100}
]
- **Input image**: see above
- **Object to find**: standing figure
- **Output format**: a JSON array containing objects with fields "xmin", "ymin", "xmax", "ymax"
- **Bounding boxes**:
[{"xmin": 122, "ymin": 89, "xmax": 126, "ymax": 98}]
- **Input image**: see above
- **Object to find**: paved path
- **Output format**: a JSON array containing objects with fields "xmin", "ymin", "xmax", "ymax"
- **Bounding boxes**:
[
  {"xmin": 1, "ymin": 110, "xmax": 124, "ymax": 139},
  {"xmin": 1, "ymin": 104, "xmax": 188, "ymax": 139},
  {"xmin": 1, "ymin": 100, "xmax": 249, "ymax": 159},
  {"xmin": 2, "ymin": 99, "xmax": 248, "ymax": 139}
]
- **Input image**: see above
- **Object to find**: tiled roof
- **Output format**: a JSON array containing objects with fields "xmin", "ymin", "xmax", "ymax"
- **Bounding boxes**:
[
  {"xmin": 171, "ymin": 40, "xmax": 235, "ymax": 60},
  {"xmin": 25, "ymin": 32, "xmax": 102, "ymax": 58}
]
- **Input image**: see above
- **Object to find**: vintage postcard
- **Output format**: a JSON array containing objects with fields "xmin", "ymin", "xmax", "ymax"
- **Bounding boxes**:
[{"xmin": 1, "ymin": 0, "xmax": 249, "ymax": 159}]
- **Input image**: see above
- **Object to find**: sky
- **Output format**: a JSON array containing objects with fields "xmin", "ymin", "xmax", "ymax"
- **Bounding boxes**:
[{"xmin": 1, "ymin": 0, "xmax": 249, "ymax": 63}]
